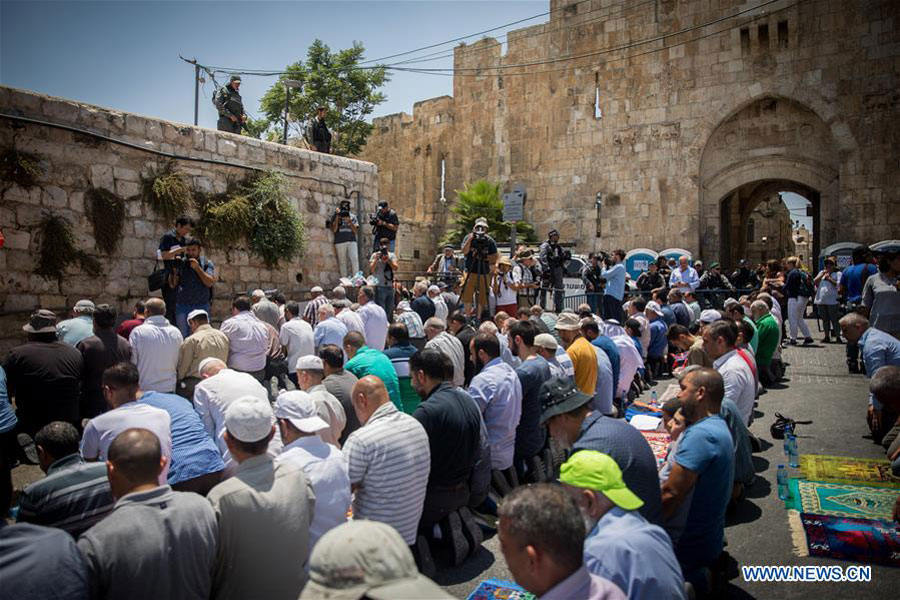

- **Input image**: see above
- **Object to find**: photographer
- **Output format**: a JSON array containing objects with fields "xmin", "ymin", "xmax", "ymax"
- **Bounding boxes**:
[
  {"xmin": 327, "ymin": 199, "xmax": 359, "ymax": 278},
  {"xmin": 581, "ymin": 252, "xmax": 606, "ymax": 315},
  {"xmin": 168, "ymin": 237, "xmax": 217, "ymax": 338},
  {"xmin": 460, "ymin": 217, "xmax": 499, "ymax": 317},
  {"xmin": 157, "ymin": 216, "xmax": 194, "ymax": 325},
  {"xmin": 538, "ymin": 229, "xmax": 570, "ymax": 313},
  {"xmin": 368, "ymin": 236, "xmax": 399, "ymax": 317},
  {"xmin": 369, "ymin": 200, "xmax": 399, "ymax": 253},
  {"xmin": 600, "ymin": 249, "xmax": 627, "ymax": 324},
  {"xmin": 511, "ymin": 249, "xmax": 540, "ymax": 308}
]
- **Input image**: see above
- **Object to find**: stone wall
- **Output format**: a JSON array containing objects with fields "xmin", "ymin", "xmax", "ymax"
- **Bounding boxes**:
[
  {"xmin": 361, "ymin": 0, "xmax": 900, "ymax": 270},
  {"xmin": 0, "ymin": 86, "xmax": 378, "ymax": 355}
]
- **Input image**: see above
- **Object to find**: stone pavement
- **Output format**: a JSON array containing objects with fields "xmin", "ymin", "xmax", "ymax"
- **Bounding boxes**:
[{"xmin": 434, "ymin": 322, "xmax": 900, "ymax": 598}]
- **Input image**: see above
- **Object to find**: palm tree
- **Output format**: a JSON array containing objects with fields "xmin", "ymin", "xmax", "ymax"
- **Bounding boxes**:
[{"xmin": 440, "ymin": 180, "xmax": 536, "ymax": 246}]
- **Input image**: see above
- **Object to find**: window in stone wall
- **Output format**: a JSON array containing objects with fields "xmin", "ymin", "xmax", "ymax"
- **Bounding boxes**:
[
  {"xmin": 747, "ymin": 218, "xmax": 755, "ymax": 244},
  {"xmin": 778, "ymin": 20, "xmax": 789, "ymax": 49},
  {"xmin": 740, "ymin": 28, "xmax": 750, "ymax": 56},
  {"xmin": 594, "ymin": 73, "xmax": 603, "ymax": 120},
  {"xmin": 758, "ymin": 23, "xmax": 770, "ymax": 52}
]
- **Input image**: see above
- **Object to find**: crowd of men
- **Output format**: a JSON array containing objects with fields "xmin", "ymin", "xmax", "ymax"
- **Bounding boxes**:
[{"xmin": 1, "ymin": 209, "xmax": 898, "ymax": 599}]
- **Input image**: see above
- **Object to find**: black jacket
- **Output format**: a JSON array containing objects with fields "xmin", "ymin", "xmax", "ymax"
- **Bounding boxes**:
[{"xmin": 213, "ymin": 84, "xmax": 244, "ymax": 120}]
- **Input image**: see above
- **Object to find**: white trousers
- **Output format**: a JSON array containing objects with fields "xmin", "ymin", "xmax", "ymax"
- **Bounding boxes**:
[
  {"xmin": 787, "ymin": 296, "xmax": 812, "ymax": 340},
  {"xmin": 335, "ymin": 241, "xmax": 359, "ymax": 278}
]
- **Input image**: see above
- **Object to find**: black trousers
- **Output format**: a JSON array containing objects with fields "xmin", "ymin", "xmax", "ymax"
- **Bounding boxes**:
[
  {"xmin": 603, "ymin": 295, "xmax": 625, "ymax": 324},
  {"xmin": 217, "ymin": 117, "xmax": 241, "ymax": 134},
  {"xmin": 419, "ymin": 483, "xmax": 469, "ymax": 532},
  {"xmin": 162, "ymin": 283, "xmax": 177, "ymax": 325},
  {"xmin": 0, "ymin": 428, "xmax": 17, "ymax": 517}
]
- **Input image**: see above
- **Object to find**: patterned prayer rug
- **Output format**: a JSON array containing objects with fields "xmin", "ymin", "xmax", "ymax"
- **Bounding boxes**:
[
  {"xmin": 467, "ymin": 578, "xmax": 535, "ymax": 600},
  {"xmin": 799, "ymin": 454, "xmax": 900, "ymax": 488},
  {"xmin": 785, "ymin": 478, "xmax": 897, "ymax": 520},
  {"xmin": 640, "ymin": 431, "xmax": 671, "ymax": 463},
  {"xmin": 788, "ymin": 511, "xmax": 900, "ymax": 567}
]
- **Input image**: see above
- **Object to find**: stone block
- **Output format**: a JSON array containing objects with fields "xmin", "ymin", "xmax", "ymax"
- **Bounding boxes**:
[
  {"xmin": 113, "ymin": 167, "xmax": 140, "ymax": 182},
  {"xmin": 15, "ymin": 204, "xmax": 43, "ymax": 227},
  {"xmin": 90, "ymin": 164, "xmax": 115, "ymax": 191},
  {"xmin": 4, "ymin": 294, "xmax": 39, "ymax": 312},
  {"xmin": 218, "ymin": 139, "xmax": 237, "ymax": 157},
  {"xmin": 115, "ymin": 180, "xmax": 140, "ymax": 198},
  {"xmin": 41, "ymin": 186, "xmax": 67, "ymax": 208},
  {"xmin": 133, "ymin": 219, "xmax": 155, "ymax": 238},
  {"xmin": 4, "ymin": 230, "xmax": 31, "ymax": 250}
]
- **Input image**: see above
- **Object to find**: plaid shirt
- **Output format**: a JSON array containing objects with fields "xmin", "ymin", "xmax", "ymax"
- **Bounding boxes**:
[{"xmin": 396, "ymin": 310, "xmax": 425, "ymax": 339}]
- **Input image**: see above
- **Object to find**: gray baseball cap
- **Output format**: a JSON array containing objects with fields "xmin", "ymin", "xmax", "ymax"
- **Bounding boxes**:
[{"xmin": 301, "ymin": 521, "xmax": 453, "ymax": 600}]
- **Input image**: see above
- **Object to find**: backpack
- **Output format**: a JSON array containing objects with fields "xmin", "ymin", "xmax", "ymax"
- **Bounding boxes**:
[{"xmin": 798, "ymin": 270, "xmax": 814, "ymax": 297}]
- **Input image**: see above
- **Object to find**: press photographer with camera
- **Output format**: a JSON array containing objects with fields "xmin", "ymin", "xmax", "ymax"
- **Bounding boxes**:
[
  {"xmin": 600, "ymin": 249, "xmax": 628, "ymax": 324},
  {"xmin": 168, "ymin": 237, "xmax": 217, "ymax": 338},
  {"xmin": 369, "ymin": 236, "xmax": 399, "ymax": 316},
  {"xmin": 327, "ymin": 199, "xmax": 359, "ymax": 278},
  {"xmin": 460, "ymin": 217, "xmax": 499, "ymax": 317},
  {"xmin": 156, "ymin": 215, "xmax": 194, "ymax": 325},
  {"xmin": 539, "ymin": 229, "xmax": 570, "ymax": 313},
  {"xmin": 369, "ymin": 200, "xmax": 399, "ymax": 253}
]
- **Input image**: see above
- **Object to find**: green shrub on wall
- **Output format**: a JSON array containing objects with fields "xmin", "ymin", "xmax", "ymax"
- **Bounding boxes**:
[
  {"xmin": 0, "ymin": 146, "xmax": 44, "ymax": 193},
  {"xmin": 86, "ymin": 187, "xmax": 126, "ymax": 254},
  {"xmin": 35, "ymin": 213, "xmax": 101, "ymax": 285},
  {"xmin": 141, "ymin": 160, "xmax": 193, "ymax": 222}
]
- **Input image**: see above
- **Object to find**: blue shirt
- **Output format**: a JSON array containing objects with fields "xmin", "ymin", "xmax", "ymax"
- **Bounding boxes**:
[
  {"xmin": 0, "ymin": 366, "xmax": 17, "ymax": 433},
  {"xmin": 591, "ymin": 336, "xmax": 620, "ymax": 394},
  {"xmin": 468, "ymin": 357, "xmax": 523, "ymax": 471},
  {"xmin": 673, "ymin": 415, "xmax": 734, "ymax": 567},
  {"xmin": 860, "ymin": 327, "xmax": 900, "ymax": 410},
  {"xmin": 314, "ymin": 317, "xmax": 349, "ymax": 351},
  {"xmin": 56, "ymin": 316, "xmax": 95, "ymax": 347},
  {"xmin": 648, "ymin": 319, "xmax": 668, "ymax": 358},
  {"xmin": 514, "ymin": 356, "xmax": 550, "ymax": 462},
  {"xmin": 573, "ymin": 413, "xmax": 662, "ymax": 524},
  {"xmin": 592, "ymin": 343, "xmax": 615, "ymax": 415},
  {"xmin": 660, "ymin": 305, "xmax": 676, "ymax": 328},
  {"xmin": 175, "ymin": 257, "xmax": 215, "ymax": 306},
  {"xmin": 600, "ymin": 263, "xmax": 627, "ymax": 300},
  {"xmin": 138, "ymin": 391, "xmax": 224, "ymax": 484},
  {"xmin": 0, "ymin": 523, "xmax": 89, "ymax": 600},
  {"xmin": 842, "ymin": 263, "xmax": 878, "ymax": 303},
  {"xmin": 585, "ymin": 507, "xmax": 686, "ymax": 600},
  {"xmin": 671, "ymin": 302, "xmax": 692, "ymax": 328}
]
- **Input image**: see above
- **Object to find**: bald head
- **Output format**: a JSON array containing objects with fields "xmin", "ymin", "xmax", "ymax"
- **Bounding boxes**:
[
  {"xmin": 144, "ymin": 297, "xmax": 166, "ymax": 316},
  {"xmin": 107, "ymin": 428, "xmax": 165, "ymax": 498},
  {"xmin": 350, "ymin": 375, "xmax": 391, "ymax": 425},
  {"xmin": 199, "ymin": 358, "xmax": 227, "ymax": 378}
]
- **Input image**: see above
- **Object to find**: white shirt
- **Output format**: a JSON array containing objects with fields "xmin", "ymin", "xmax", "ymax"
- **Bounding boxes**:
[
  {"xmin": 670, "ymin": 266, "xmax": 700, "ymax": 291},
  {"xmin": 288, "ymin": 385, "xmax": 347, "ymax": 448},
  {"xmin": 611, "ymin": 334, "xmax": 643, "ymax": 399},
  {"xmin": 335, "ymin": 309, "xmax": 365, "ymax": 336},
  {"xmin": 425, "ymin": 331, "xmax": 466, "ymax": 388},
  {"xmin": 357, "ymin": 302, "xmax": 388, "ymax": 351},
  {"xmin": 220, "ymin": 311, "xmax": 269, "ymax": 372},
  {"xmin": 602, "ymin": 320, "xmax": 626, "ymax": 337},
  {"xmin": 713, "ymin": 349, "xmax": 756, "ymax": 425},
  {"xmin": 192, "ymin": 368, "xmax": 282, "ymax": 475},
  {"xmin": 430, "ymin": 294, "xmax": 449, "ymax": 322},
  {"xmin": 631, "ymin": 313, "xmax": 651, "ymax": 359},
  {"xmin": 275, "ymin": 435, "xmax": 350, "ymax": 552},
  {"xmin": 279, "ymin": 318, "xmax": 315, "ymax": 372},
  {"xmin": 80, "ymin": 402, "xmax": 172, "ymax": 484},
  {"xmin": 130, "ymin": 315, "xmax": 183, "ymax": 393}
]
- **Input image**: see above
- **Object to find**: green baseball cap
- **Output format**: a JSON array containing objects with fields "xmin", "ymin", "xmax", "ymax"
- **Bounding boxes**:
[{"xmin": 559, "ymin": 450, "xmax": 644, "ymax": 511}]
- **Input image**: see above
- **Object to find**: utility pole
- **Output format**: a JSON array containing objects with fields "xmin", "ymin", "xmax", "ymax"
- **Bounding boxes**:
[{"xmin": 193, "ymin": 61, "xmax": 200, "ymax": 126}]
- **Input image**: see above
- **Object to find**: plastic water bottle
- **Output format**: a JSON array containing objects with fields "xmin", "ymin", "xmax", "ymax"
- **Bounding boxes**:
[
  {"xmin": 782, "ymin": 423, "xmax": 792, "ymax": 456},
  {"xmin": 788, "ymin": 434, "xmax": 799, "ymax": 468},
  {"xmin": 650, "ymin": 390, "xmax": 658, "ymax": 406},
  {"xmin": 777, "ymin": 465, "xmax": 789, "ymax": 500}
]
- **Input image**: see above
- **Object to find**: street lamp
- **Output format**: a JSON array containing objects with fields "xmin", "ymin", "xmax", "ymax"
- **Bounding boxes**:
[{"xmin": 282, "ymin": 79, "xmax": 302, "ymax": 145}]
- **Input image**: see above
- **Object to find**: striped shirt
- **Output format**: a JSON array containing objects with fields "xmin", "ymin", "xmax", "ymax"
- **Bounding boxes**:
[
  {"xmin": 303, "ymin": 295, "xmax": 331, "ymax": 328},
  {"xmin": 344, "ymin": 402, "xmax": 430, "ymax": 544},
  {"xmin": 17, "ymin": 453, "xmax": 115, "ymax": 536}
]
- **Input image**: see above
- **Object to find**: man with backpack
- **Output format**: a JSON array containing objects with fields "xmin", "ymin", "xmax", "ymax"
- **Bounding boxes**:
[
  {"xmin": 213, "ymin": 75, "xmax": 246, "ymax": 134},
  {"xmin": 783, "ymin": 256, "xmax": 814, "ymax": 345}
]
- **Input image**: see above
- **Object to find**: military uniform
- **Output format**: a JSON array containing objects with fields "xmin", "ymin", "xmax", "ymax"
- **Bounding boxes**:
[{"xmin": 213, "ymin": 79, "xmax": 244, "ymax": 134}]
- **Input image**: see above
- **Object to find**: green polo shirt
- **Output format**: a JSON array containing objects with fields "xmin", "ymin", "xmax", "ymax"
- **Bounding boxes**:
[
  {"xmin": 754, "ymin": 313, "xmax": 779, "ymax": 366},
  {"xmin": 742, "ymin": 315, "xmax": 759, "ymax": 354},
  {"xmin": 345, "ymin": 346, "xmax": 402, "ymax": 410}
]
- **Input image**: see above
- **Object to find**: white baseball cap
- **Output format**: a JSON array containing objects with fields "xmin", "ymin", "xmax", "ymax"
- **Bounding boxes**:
[
  {"xmin": 274, "ymin": 391, "xmax": 329, "ymax": 433},
  {"xmin": 533, "ymin": 333, "xmax": 559, "ymax": 351},
  {"xmin": 295, "ymin": 355, "xmax": 324, "ymax": 371},
  {"xmin": 700, "ymin": 309, "xmax": 723, "ymax": 324},
  {"xmin": 310, "ymin": 286, "xmax": 324, "ymax": 294},
  {"xmin": 396, "ymin": 300, "xmax": 411, "ymax": 312},
  {"xmin": 187, "ymin": 309, "xmax": 208, "ymax": 321},
  {"xmin": 645, "ymin": 301, "xmax": 665, "ymax": 317},
  {"xmin": 224, "ymin": 396, "xmax": 274, "ymax": 443}
]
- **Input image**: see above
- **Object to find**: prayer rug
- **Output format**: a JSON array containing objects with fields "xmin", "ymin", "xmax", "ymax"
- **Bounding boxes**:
[
  {"xmin": 799, "ymin": 454, "xmax": 900, "ymax": 488},
  {"xmin": 467, "ymin": 578, "xmax": 535, "ymax": 600},
  {"xmin": 640, "ymin": 431, "xmax": 671, "ymax": 463},
  {"xmin": 788, "ymin": 511, "xmax": 900, "ymax": 567},
  {"xmin": 785, "ymin": 478, "xmax": 897, "ymax": 520}
]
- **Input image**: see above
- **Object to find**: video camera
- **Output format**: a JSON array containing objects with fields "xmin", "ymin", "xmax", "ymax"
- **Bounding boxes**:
[{"xmin": 337, "ymin": 200, "xmax": 351, "ymax": 219}]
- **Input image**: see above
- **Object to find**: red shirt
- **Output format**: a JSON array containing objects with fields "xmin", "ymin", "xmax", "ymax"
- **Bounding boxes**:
[{"xmin": 116, "ymin": 318, "xmax": 145, "ymax": 340}]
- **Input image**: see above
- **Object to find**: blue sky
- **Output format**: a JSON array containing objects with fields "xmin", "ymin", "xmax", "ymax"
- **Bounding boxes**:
[{"xmin": 1, "ymin": 0, "xmax": 544, "ymax": 129}]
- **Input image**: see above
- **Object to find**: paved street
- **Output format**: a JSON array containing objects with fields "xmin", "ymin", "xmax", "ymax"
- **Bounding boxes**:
[
  {"xmin": 9, "ymin": 320, "xmax": 900, "ymax": 598},
  {"xmin": 434, "ymin": 322, "xmax": 900, "ymax": 598}
]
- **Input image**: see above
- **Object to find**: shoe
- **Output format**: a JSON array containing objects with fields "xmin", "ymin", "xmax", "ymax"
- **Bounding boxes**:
[
  {"xmin": 17, "ymin": 433, "xmax": 39, "ymax": 465},
  {"xmin": 803, "ymin": 338, "xmax": 814, "ymax": 346},
  {"xmin": 848, "ymin": 360, "xmax": 860, "ymax": 374},
  {"xmin": 788, "ymin": 339, "xmax": 798, "ymax": 346},
  {"xmin": 441, "ymin": 511, "xmax": 470, "ymax": 567},
  {"xmin": 413, "ymin": 535, "xmax": 437, "ymax": 578},
  {"xmin": 457, "ymin": 507, "xmax": 484, "ymax": 557},
  {"xmin": 821, "ymin": 336, "xmax": 831, "ymax": 344}
]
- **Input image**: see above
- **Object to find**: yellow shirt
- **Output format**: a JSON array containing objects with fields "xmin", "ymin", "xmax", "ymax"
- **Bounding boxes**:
[{"xmin": 566, "ymin": 336, "xmax": 597, "ymax": 396}]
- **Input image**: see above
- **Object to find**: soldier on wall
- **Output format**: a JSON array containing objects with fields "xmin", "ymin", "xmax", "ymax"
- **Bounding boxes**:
[{"xmin": 213, "ymin": 74, "xmax": 246, "ymax": 134}]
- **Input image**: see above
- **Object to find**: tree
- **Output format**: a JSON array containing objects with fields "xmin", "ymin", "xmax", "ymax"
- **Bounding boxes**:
[
  {"xmin": 257, "ymin": 40, "xmax": 389, "ymax": 156},
  {"xmin": 241, "ymin": 116, "xmax": 271, "ymax": 140},
  {"xmin": 440, "ymin": 180, "xmax": 537, "ymax": 247}
]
